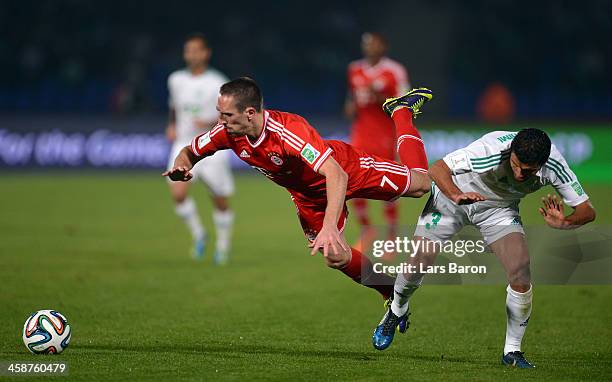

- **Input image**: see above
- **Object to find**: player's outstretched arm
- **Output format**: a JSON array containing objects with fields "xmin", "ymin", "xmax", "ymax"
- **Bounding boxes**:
[
  {"xmin": 428, "ymin": 159, "xmax": 486, "ymax": 205},
  {"xmin": 162, "ymin": 146, "xmax": 201, "ymax": 182},
  {"xmin": 538, "ymin": 194, "xmax": 596, "ymax": 230},
  {"xmin": 309, "ymin": 157, "xmax": 350, "ymax": 259}
]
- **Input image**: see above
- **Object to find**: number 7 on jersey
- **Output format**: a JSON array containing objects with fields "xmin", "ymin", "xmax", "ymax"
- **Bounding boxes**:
[{"xmin": 380, "ymin": 175, "xmax": 399, "ymax": 191}]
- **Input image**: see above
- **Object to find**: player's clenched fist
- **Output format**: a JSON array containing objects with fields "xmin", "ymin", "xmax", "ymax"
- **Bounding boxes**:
[{"xmin": 162, "ymin": 166, "xmax": 193, "ymax": 182}]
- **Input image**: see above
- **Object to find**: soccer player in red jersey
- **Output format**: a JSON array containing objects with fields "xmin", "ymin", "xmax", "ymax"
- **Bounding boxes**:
[
  {"xmin": 164, "ymin": 77, "xmax": 431, "ymax": 300},
  {"xmin": 345, "ymin": 32, "xmax": 412, "ymax": 251}
]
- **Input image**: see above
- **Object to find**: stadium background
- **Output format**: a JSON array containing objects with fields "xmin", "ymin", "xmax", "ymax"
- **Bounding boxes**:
[{"xmin": 1, "ymin": 1, "xmax": 611, "ymax": 380}]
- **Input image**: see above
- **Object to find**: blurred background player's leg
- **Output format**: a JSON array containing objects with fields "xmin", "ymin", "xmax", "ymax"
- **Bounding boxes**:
[
  {"xmin": 383, "ymin": 201, "xmax": 398, "ymax": 238},
  {"xmin": 211, "ymin": 198, "xmax": 233, "ymax": 265},
  {"xmin": 199, "ymin": 151, "xmax": 235, "ymax": 265},
  {"xmin": 169, "ymin": 179, "xmax": 206, "ymax": 259},
  {"xmin": 350, "ymin": 199, "xmax": 376, "ymax": 252}
]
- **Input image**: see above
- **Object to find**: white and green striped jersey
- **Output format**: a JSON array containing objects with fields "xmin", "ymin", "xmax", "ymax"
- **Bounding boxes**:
[
  {"xmin": 442, "ymin": 131, "xmax": 589, "ymax": 208},
  {"xmin": 168, "ymin": 68, "xmax": 228, "ymax": 147}
]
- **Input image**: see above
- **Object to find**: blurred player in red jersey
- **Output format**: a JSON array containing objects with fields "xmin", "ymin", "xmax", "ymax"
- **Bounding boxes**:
[
  {"xmin": 164, "ymin": 78, "xmax": 431, "ymax": 301},
  {"xmin": 345, "ymin": 32, "xmax": 412, "ymax": 252}
]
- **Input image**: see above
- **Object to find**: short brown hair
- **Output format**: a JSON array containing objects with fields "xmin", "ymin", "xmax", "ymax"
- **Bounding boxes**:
[{"xmin": 219, "ymin": 77, "xmax": 263, "ymax": 112}]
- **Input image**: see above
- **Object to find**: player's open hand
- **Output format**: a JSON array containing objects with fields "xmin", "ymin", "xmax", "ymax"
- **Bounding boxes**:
[
  {"xmin": 162, "ymin": 166, "xmax": 193, "ymax": 182},
  {"xmin": 453, "ymin": 192, "xmax": 486, "ymax": 205},
  {"xmin": 309, "ymin": 225, "xmax": 350, "ymax": 258},
  {"xmin": 539, "ymin": 194, "xmax": 566, "ymax": 229}
]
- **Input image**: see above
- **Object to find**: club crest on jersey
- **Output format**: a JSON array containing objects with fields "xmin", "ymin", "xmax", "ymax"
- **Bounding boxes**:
[
  {"xmin": 300, "ymin": 144, "xmax": 320, "ymax": 164},
  {"xmin": 571, "ymin": 181, "xmax": 584, "ymax": 196},
  {"xmin": 197, "ymin": 132, "xmax": 211, "ymax": 149},
  {"xmin": 268, "ymin": 152, "xmax": 283, "ymax": 166}
]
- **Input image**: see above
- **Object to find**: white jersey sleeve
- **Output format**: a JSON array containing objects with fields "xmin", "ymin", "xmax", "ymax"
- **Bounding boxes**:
[
  {"xmin": 443, "ymin": 131, "xmax": 515, "ymax": 175},
  {"xmin": 542, "ymin": 145, "xmax": 589, "ymax": 207}
]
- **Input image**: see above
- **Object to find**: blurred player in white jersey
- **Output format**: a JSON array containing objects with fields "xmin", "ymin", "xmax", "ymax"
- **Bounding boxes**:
[
  {"xmin": 166, "ymin": 33, "xmax": 234, "ymax": 264},
  {"xmin": 372, "ymin": 128, "xmax": 596, "ymax": 368}
]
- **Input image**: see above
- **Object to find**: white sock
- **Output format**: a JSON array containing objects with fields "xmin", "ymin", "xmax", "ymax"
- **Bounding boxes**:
[
  {"xmin": 391, "ymin": 272, "xmax": 423, "ymax": 317},
  {"xmin": 213, "ymin": 209, "xmax": 234, "ymax": 253},
  {"xmin": 175, "ymin": 197, "xmax": 205, "ymax": 241},
  {"xmin": 504, "ymin": 284, "xmax": 533, "ymax": 355}
]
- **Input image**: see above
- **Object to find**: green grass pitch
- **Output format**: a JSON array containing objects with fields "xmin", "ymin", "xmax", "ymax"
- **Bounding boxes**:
[{"xmin": 1, "ymin": 172, "xmax": 611, "ymax": 381}]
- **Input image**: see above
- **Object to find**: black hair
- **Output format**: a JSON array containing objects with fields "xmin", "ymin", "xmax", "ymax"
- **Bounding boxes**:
[
  {"xmin": 363, "ymin": 31, "xmax": 388, "ymax": 46},
  {"xmin": 185, "ymin": 32, "xmax": 209, "ymax": 49},
  {"xmin": 219, "ymin": 77, "xmax": 263, "ymax": 112},
  {"xmin": 510, "ymin": 128, "xmax": 551, "ymax": 166}
]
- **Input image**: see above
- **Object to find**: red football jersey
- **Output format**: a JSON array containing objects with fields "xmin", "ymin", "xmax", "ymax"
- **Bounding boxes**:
[
  {"xmin": 348, "ymin": 57, "xmax": 409, "ymax": 158},
  {"xmin": 189, "ymin": 109, "xmax": 409, "ymax": 203}
]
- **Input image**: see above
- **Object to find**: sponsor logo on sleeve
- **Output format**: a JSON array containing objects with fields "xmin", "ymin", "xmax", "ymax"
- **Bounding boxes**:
[
  {"xmin": 300, "ymin": 143, "xmax": 320, "ymax": 164},
  {"xmin": 197, "ymin": 132, "xmax": 211, "ymax": 149},
  {"xmin": 571, "ymin": 181, "xmax": 585, "ymax": 196},
  {"xmin": 450, "ymin": 152, "xmax": 470, "ymax": 171}
]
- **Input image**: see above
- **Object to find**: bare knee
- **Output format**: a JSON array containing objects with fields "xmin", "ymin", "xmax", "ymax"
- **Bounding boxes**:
[
  {"xmin": 507, "ymin": 258, "xmax": 531, "ymax": 289},
  {"xmin": 169, "ymin": 181, "xmax": 190, "ymax": 204},
  {"xmin": 212, "ymin": 196, "xmax": 230, "ymax": 211},
  {"xmin": 172, "ymin": 192, "xmax": 188, "ymax": 204},
  {"xmin": 324, "ymin": 248, "xmax": 351, "ymax": 269}
]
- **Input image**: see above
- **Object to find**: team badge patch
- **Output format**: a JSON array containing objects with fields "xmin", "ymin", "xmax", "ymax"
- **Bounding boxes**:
[
  {"xmin": 197, "ymin": 132, "xmax": 211, "ymax": 149},
  {"xmin": 268, "ymin": 152, "xmax": 283, "ymax": 166},
  {"xmin": 449, "ymin": 152, "xmax": 470, "ymax": 172},
  {"xmin": 300, "ymin": 143, "xmax": 320, "ymax": 164},
  {"xmin": 571, "ymin": 181, "xmax": 584, "ymax": 196}
]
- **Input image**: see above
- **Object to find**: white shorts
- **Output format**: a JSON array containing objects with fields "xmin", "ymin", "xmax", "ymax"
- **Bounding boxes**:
[
  {"xmin": 414, "ymin": 184, "xmax": 524, "ymax": 245},
  {"xmin": 166, "ymin": 143, "xmax": 234, "ymax": 197}
]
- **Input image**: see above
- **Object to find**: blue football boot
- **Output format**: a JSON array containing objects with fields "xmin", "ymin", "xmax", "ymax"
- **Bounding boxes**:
[
  {"xmin": 192, "ymin": 236, "xmax": 206, "ymax": 260},
  {"xmin": 502, "ymin": 351, "xmax": 535, "ymax": 368},
  {"xmin": 382, "ymin": 88, "xmax": 433, "ymax": 118},
  {"xmin": 372, "ymin": 304, "xmax": 409, "ymax": 351}
]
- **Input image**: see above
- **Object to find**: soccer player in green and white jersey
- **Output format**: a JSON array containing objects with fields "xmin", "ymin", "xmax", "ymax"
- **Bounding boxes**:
[
  {"xmin": 166, "ymin": 33, "xmax": 234, "ymax": 263},
  {"xmin": 372, "ymin": 128, "xmax": 596, "ymax": 368}
]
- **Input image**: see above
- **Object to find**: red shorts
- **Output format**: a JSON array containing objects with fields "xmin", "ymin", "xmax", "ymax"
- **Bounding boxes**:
[
  {"xmin": 291, "ymin": 153, "xmax": 411, "ymax": 242},
  {"xmin": 291, "ymin": 196, "xmax": 349, "ymax": 243}
]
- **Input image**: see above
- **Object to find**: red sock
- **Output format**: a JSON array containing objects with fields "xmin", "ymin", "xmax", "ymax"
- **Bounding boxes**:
[
  {"xmin": 340, "ymin": 248, "xmax": 394, "ymax": 299},
  {"xmin": 351, "ymin": 199, "xmax": 370, "ymax": 227},
  {"xmin": 383, "ymin": 201, "xmax": 398, "ymax": 235},
  {"xmin": 392, "ymin": 108, "xmax": 428, "ymax": 172}
]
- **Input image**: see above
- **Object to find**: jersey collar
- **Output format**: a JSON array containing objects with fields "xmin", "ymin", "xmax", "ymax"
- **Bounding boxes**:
[
  {"xmin": 246, "ymin": 110, "xmax": 269, "ymax": 148},
  {"xmin": 363, "ymin": 57, "xmax": 388, "ymax": 75}
]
